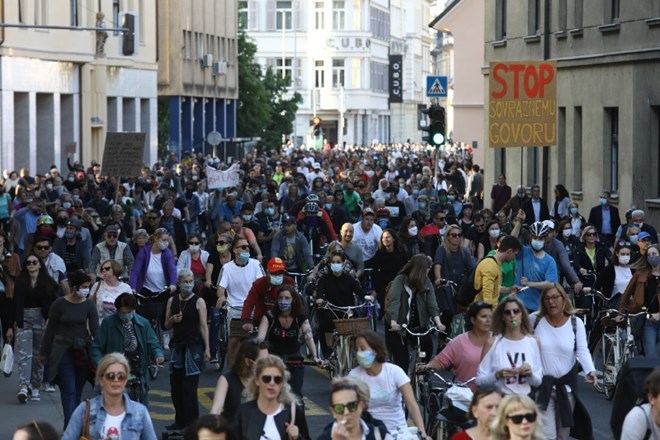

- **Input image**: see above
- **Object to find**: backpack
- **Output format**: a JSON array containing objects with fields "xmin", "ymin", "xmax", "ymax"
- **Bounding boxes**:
[
  {"xmin": 610, "ymin": 357, "xmax": 658, "ymax": 439},
  {"xmin": 456, "ymin": 256, "xmax": 495, "ymax": 308}
]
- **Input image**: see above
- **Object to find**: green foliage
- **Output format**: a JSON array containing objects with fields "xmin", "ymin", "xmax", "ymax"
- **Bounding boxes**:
[
  {"xmin": 237, "ymin": 27, "xmax": 300, "ymax": 152},
  {"xmin": 157, "ymin": 97, "xmax": 171, "ymax": 159}
]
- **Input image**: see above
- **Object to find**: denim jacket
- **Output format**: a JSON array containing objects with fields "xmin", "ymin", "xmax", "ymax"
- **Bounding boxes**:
[{"xmin": 61, "ymin": 393, "xmax": 157, "ymax": 440}]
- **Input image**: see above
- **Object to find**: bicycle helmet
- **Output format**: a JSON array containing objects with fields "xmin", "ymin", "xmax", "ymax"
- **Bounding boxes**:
[
  {"xmin": 304, "ymin": 202, "xmax": 319, "ymax": 213},
  {"xmin": 376, "ymin": 207, "xmax": 391, "ymax": 219},
  {"xmin": 529, "ymin": 221, "xmax": 551, "ymax": 237},
  {"xmin": 37, "ymin": 215, "xmax": 54, "ymax": 226},
  {"xmin": 306, "ymin": 193, "xmax": 320, "ymax": 203}
]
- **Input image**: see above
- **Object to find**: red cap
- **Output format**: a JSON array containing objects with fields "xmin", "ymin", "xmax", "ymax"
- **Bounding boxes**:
[{"xmin": 267, "ymin": 257, "xmax": 286, "ymax": 273}]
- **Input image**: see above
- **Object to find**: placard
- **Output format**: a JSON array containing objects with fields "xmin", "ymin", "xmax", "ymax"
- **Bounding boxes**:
[
  {"xmin": 206, "ymin": 164, "xmax": 240, "ymax": 189},
  {"xmin": 101, "ymin": 132, "xmax": 146, "ymax": 176}
]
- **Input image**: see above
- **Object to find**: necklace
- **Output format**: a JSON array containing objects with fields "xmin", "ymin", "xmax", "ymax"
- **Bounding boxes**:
[
  {"xmin": 547, "ymin": 315, "xmax": 566, "ymax": 327},
  {"xmin": 179, "ymin": 294, "xmax": 194, "ymax": 314}
]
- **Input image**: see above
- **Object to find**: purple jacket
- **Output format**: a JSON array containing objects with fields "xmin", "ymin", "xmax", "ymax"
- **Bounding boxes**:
[{"xmin": 129, "ymin": 244, "xmax": 178, "ymax": 292}]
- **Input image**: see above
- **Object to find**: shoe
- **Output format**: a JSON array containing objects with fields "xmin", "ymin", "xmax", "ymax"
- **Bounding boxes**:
[
  {"xmin": 165, "ymin": 423, "xmax": 184, "ymax": 431},
  {"xmin": 30, "ymin": 389, "xmax": 41, "ymax": 402},
  {"xmin": 210, "ymin": 356, "xmax": 219, "ymax": 364},
  {"xmin": 44, "ymin": 384, "xmax": 56, "ymax": 393},
  {"xmin": 17, "ymin": 387, "xmax": 28, "ymax": 404},
  {"xmin": 162, "ymin": 333, "xmax": 170, "ymax": 351}
]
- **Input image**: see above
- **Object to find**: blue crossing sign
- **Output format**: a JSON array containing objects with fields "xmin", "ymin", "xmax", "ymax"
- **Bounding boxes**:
[{"xmin": 426, "ymin": 76, "xmax": 448, "ymax": 97}]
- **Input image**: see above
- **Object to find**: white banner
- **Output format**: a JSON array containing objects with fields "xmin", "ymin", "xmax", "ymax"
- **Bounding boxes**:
[{"xmin": 206, "ymin": 164, "xmax": 240, "ymax": 189}]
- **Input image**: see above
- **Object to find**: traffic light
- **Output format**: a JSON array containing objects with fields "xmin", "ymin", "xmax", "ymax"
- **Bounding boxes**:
[
  {"xmin": 122, "ymin": 12, "xmax": 136, "ymax": 56},
  {"xmin": 312, "ymin": 116, "xmax": 322, "ymax": 137},
  {"xmin": 421, "ymin": 105, "xmax": 446, "ymax": 147}
]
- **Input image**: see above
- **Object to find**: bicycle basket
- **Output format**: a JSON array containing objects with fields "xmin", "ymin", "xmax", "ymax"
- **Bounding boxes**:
[
  {"xmin": 440, "ymin": 386, "xmax": 472, "ymax": 424},
  {"xmin": 333, "ymin": 317, "xmax": 370, "ymax": 336}
]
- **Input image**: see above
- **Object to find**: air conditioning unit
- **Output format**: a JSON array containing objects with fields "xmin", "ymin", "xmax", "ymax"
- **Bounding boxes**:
[
  {"xmin": 212, "ymin": 60, "xmax": 228, "ymax": 76},
  {"xmin": 202, "ymin": 54, "xmax": 213, "ymax": 67}
]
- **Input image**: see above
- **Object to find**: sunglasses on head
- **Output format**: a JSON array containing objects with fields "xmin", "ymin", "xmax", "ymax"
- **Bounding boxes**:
[
  {"xmin": 104, "ymin": 371, "xmax": 127, "ymax": 382},
  {"xmin": 504, "ymin": 308, "xmax": 521, "ymax": 316},
  {"xmin": 25, "ymin": 259, "xmax": 39, "ymax": 266},
  {"xmin": 260, "ymin": 375, "xmax": 283, "ymax": 384},
  {"xmin": 331, "ymin": 400, "xmax": 360, "ymax": 414},
  {"xmin": 507, "ymin": 412, "xmax": 537, "ymax": 424}
]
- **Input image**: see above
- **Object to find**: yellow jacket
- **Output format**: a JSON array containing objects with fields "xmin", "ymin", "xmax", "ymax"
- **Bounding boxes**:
[{"xmin": 474, "ymin": 256, "xmax": 502, "ymax": 307}]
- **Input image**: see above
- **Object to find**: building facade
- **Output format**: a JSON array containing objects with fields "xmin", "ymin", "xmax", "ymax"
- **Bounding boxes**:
[
  {"xmin": 483, "ymin": 1, "xmax": 660, "ymax": 224},
  {"xmin": 0, "ymin": 0, "xmax": 159, "ymax": 174},
  {"xmin": 242, "ymin": 0, "xmax": 434, "ymax": 147},
  {"xmin": 158, "ymin": 0, "xmax": 239, "ymax": 157}
]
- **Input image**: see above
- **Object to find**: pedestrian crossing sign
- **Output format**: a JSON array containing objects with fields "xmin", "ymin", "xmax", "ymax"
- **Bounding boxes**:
[{"xmin": 426, "ymin": 76, "xmax": 448, "ymax": 97}]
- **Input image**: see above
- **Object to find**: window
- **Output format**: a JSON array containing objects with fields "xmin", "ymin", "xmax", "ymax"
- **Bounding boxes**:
[
  {"xmin": 353, "ymin": 0, "xmax": 362, "ymax": 30},
  {"xmin": 315, "ymin": 60, "xmax": 325, "ymax": 88},
  {"xmin": 351, "ymin": 58, "xmax": 361, "ymax": 88},
  {"xmin": 574, "ymin": 0, "xmax": 583, "ymax": 29},
  {"xmin": 239, "ymin": 1, "xmax": 248, "ymax": 29},
  {"xmin": 653, "ymin": 107, "xmax": 660, "ymax": 196},
  {"xmin": 315, "ymin": 1, "xmax": 325, "ymax": 30},
  {"xmin": 528, "ymin": 0, "xmax": 540, "ymax": 35},
  {"xmin": 605, "ymin": 108, "xmax": 619, "ymax": 193},
  {"xmin": 333, "ymin": 1, "xmax": 345, "ymax": 30},
  {"xmin": 71, "ymin": 0, "xmax": 78, "ymax": 26},
  {"xmin": 182, "ymin": 30, "xmax": 191, "ymax": 59},
  {"xmin": 370, "ymin": 7, "xmax": 390, "ymax": 41},
  {"xmin": 558, "ymin": 0, "xmax": 567, "ymax": 31},
  {"xmin": 557, "ymin": 107, "xmax": 566, "ymax": 184},
  {"xmin": 332, "ymin": 59, "xmax": 345, "ymax": 87},
  {"xmin": 605, "ymin": 0, "xmax": 620, "ymax": 23},
  {"xmin": 276, "ymin": 58, "xmax": 293, "ymax": 85},
  {"xmin": 18, "ymin": 0, "xmax": 25, "ymax": 23},
  {"xmin": 573, "ymin": 107, "xmax": 583, "ymax": 191},
  {"xmin": 113, "ymin": 0, "xmax": 120, "ymax": 35},
  {"xmin": 496, "ymin": 0, "xmax": 507, "ymax": 39},
  {"xmin": 369, "ymin": 62, "xmax": 387, "ymax": 94},
  {"xmin": 277, "ymin": 1, "xmax": 293, "ymax": 30},
  {"xmin": 35, "ymin": 0, "xmax": 46, "ymax": 25}
]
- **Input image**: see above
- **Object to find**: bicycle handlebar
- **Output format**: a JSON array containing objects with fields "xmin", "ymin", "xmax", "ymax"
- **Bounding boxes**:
[
  {"xmin": 318, "ymin": 300, "xmax": 371, "ymax": 311},
  {"xmin": 427, "ymin": 370, "xmax": 476, "ymax": 388},
  {"xmin": 602, "ymin": 308, "xmax": 648, "ymax": 318},
  {"xmin": 401, "ymin": 324, "xmax": 444, "ymax": 337}
]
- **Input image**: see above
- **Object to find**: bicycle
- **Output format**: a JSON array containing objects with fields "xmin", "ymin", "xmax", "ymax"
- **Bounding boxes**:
[
  {"xmin": 360, "ymin": 268, "xmax": 380, "ymax": 329},
  {"xmin": 125, "ymin": 351, "xmax": 146, "ymax": 403},
  {"xmin": 423, "ymin": 371, "xmax": 475, "ymax": 440},
  {"xmin": 402, "ymin": 324, "xmax": 440, "ymax": 426},
  {"xmin": 210, "ymin": 301, "xmax": 230, "ymax": 371},
  {"xmin": 135, "ymin": 288, "xmax": 171, "ymax": 379},
  {"xmin": 316, "ymin": 299, "xmax": 373, "ymax": 377},
  {"xmin": 591, "ymin": 306, "xmax": 647, "ymax": 399}
]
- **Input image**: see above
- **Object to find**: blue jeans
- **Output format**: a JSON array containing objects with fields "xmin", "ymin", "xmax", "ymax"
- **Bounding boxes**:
[
  {"xmin": 208, "ymin": 306, "xmax": 221, "ymax": 357},
  {"xmin": 58, "ymin": 350, "xmax": 87, "ymax": 429},
  {"xmin": 643, "ymin": 319, "xmax": 660, "ymax": 357}
]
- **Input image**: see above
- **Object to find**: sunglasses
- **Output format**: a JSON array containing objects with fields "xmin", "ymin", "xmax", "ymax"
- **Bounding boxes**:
[
  {"xmin": 104, "ymin": 371, "xmax": 128, "ymax": 382},
  {"xmin": 618, "ymin": 241, "xmax": 632, "ymax": 247},
  {"xmin": 148, "ymin": 216, "xmax": 159, "ymax": 220},
  {"xmin": 260, "ymin": 375, "xmax": 283, "ymax": 384},
  {"xmin": 507, "ymin": 412, "xmax": 537, "ymax": 424},
  {"xmin": 35, "ymin": 245, "xmax": 50, "ymax": 250},
  {"xmin": 474, "ymin": 224, "xmax": 485, "ymax": 229},
  {"xmin": 448, "ymin": 233, "xmax": 462, "ymax": 238},
  {"xmin": 585, "ymin": 232, "xmax": 597, "ymax": 237},
  {"xmin": 101, "ymin": 266, "xmax": 113, "ymax": 272},
  {"xmin": 188, "ymin": 242, "xmax": 200, "ymax": 245},
  {"xmin": 235, "ymin": 245, "xmax": 249, "ymax": 250},
  {"xmin": 331, "ymin": 400, "xmax": 360, "ymax": 414},
  {"xmin": 25, "ymin": 260, "xmax": 39, "ymax": 266},
  {"xmin": 216, "ymin": 240, "xmax": 228, "ymax": 245},
  {"xmin": 504, "ymin": 308, "xmax": 521, "ymax": 316},
  {"xmin": 106, "ymin": 233, "xmax": 118, "ymax": 238}
]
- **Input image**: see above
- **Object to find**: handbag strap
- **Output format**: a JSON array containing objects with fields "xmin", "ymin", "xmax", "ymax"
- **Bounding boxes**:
[{"xmin": 82, "ymin": 399, "xmax": 91, "ymax": 438}]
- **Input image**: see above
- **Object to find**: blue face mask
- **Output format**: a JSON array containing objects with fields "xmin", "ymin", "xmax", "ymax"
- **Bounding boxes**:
[
  {"xmin": 330, "ymin": 262, "xmax": 343, "ymax": 273},
  {"xmin": 418, "ymin": 202, "xmax": 427, "ymax": 210},
  {"xmin": 356, "ymin": 350, "xmax": 376, "ymax": 368},
  {"xmin": 239, "ymin": 251, "xmax": 250, "ymax": 262},
  {"xmin": 324, "ymin": 203, "xmax": 333, "ymax": 211},
  {"xmin": 265, "ymin": 208, "xmax": 275, "ymax": 216},
  {"xmin": 570, "ymin": 207, "xmax": 578, "ymax": 216},
  {"xmin": 277, "ymin": 299, "xmax": 292, "ymax": 311},
  {"xmin": 599, "ymin": 197, "xmax": 607, "ymax": 206},
  {"xmin": 378, "ymin": 220, "xmax": 388, "ymax": 229},
  {"xmin": 118, "ymin": 312, "xmax": 134, "ymax": 322}
]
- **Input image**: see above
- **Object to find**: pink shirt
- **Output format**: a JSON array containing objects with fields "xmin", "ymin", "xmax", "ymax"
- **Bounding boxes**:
[{"xmin": 434, "ymin": 332, "xmax": 483, "ymax": 389}]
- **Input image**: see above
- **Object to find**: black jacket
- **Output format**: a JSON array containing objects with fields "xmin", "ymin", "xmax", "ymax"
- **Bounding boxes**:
[
  {"xmin": 235, "ymin": 400, "xmax": 310, "ymax": 440},
  {"xmin": 522, "ymin": 198, "xmax": 550, "ymax": 225},
  {"xmin": 587, "ymin": 205, "xmax": 621, "ymax": 237}
]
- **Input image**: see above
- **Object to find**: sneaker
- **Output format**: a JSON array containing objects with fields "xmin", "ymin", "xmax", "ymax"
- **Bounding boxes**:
[
  {"xmin": 162, "ymin": 333, "xmax": 170, "ymax": 351},
  {"xmin": 44, "ymin": 384, "xmax": 56, "ymax": 393},
  {"xmin": 17, "ymin": 387, "xmax": 28, "ymax": 404},
  {"xmin": 165, "ymin": 422, "xmax": 185, "ymax": 432},
  {"xmin": 30, "ymin": 389, "xmax": 41, "ymax": 402},
  {"xmin": 210, "ymin": 356, "xmax": 219, "ymax": 364}
]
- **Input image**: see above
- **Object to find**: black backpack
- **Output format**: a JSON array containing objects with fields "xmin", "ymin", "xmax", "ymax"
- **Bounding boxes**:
[
  {"xmin": 610, "ymin": 357, "xmax": 657, "ymax": 439},
  {"xmin": 456, "ymin": 256, "xmax": 496, "ymax": 308}
]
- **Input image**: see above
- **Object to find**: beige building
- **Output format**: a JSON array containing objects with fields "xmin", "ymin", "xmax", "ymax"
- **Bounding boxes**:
[
  {"xmin": 157, "ymin": 0, "xmax": 238, "ymax": 156},
  {"xmin": 482, "ymin": 1, "xmax": 660, "ymax": 224},
  {"xmin": 0, "ymin": 0, "xmax": 159, "ymax": 174}
]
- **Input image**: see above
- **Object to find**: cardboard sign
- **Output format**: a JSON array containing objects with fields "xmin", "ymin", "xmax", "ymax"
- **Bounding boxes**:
[
  {"xmin": 206, "ymin": 164, "xmax": 240, "ymax": 189},
  {"xmin": 488, "ymin": 61, "xmax": 557, "ymax": 147},
  {"xmin": 64, "ymin": 142, "xmax": 77, "ymax": 154},
  {"xmin": 101, "ymin": 132, "xmax": 146, "ymax": 176}
]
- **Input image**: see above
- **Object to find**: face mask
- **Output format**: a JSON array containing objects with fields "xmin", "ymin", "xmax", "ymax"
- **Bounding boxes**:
[
  {"xmin": 180, "ymin": 281, "xmax": 195, "ymax": 293},
  {"xmin": 599, "ymin": 197, "xmax": 607, "ymax": 206},
  {"xmin": 439, "ymin": 195, "xmax": 448, "ymax": 203},
  {"xmin": 531, "ymin": 239, "xmax": 545, "ymax": 251},
  {"xmin": 570, "ymin": 207, "xmax": 578, "ymax": 216},
  {"xmin": 68, "ymin": 177, "xmax": 75, "ymax": 182},
  {"xmin": 76, "ymin": 288, "xmax": 90, "ymax": 298},
  {"xmin": 489, "ymin": 229, "xmax": 501, "ymax": 238},
  {"xmin": 277, "ymin": 299, "xmax": 292, "ymax": 311},
  {"xmin": 270, "ymin": 274, "xmax": 284, "ymax": 286},
  {"xmin": 562, "ymin": 229, "xmax": 572, "ymax": 238},
  {"xmin": 412, "ymin": 189, "xmax": 420, "ymax": 196},
  {"xmin": 157, "ymin": 241, "xmax": 169, "ymax": 250},
  {"xmin": 39, "ymin": 226, "xmax": 54, "ymax": 236},
  {"xmin": 648, "ymin": 255, "xmax": 660, "ymax": 267},
  {"xmin": 118, "ymin": 311, "xmax": 134, "ymax": 322},
  {"xmin": 46, "ymin": 184, "xmax": 53, "ymax": 191},
  {"xmin": 356, "ymin": 350, "xmax": 376, "ymax": 369},
  {"xmin": 63, "ymin": 202, "xmax": 72, "ymax": 209},
  {"xmin": 216, "ymin": 244, "xmax": 230, "ymax": 253},
  {"xmin": 189, "ymin": 244, "xmax": 200, "ymax": 253},
  {"xmin": 264, "ymin": 208, "xmax": 275, "ymax": 216},
  {"xmin": 324, "ymin": 203, "xmax": 333, "ymax": 211},
  {"xmin": 64, "ymin": 230, "xmax": 77, "ymax": 240},
  {"xmin": 330, "ymin": 262, "xmax": 343, "ymax": 273},
  {"xmin": 72, "ymin": 195, "xmax": 80, "ymax": 201},
  {"xmin": 56, "ymin": 217, "xmax": 68, "ymax": 226},
  {"xmin": 242, "ymin": 214, "xmax": 253, "ymax": 222},
  {"xmin": 378, "ymin": 220, "xmax": 388, "ymax": 229},
  {"xmin": 447, "ymin": 195, "xmax": 455, "ymax": 201},
  {"xmin": 518, "ymin": 191, "xmax": 525, "ymax": 198},
  {"xmin": 629, "ymin": 235, "xmax": 639, "ymax": 245},
  {"xmin": 239, "ymin": 251, "xmax": 250, "ymax": 262},
  {"xmin": 618, "ymin": 255, "xmax": 631, "ymax": 265},
  {"xmin": 418, "ymin": 202, "xmax": 427, "ymax": 210},
  {"xmin": 408, "ymin": 226, "xmax": 418, "ymax": 236}
]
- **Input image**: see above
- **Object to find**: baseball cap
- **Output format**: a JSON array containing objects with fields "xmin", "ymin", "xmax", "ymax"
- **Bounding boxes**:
[
  {"xmin": 282, "ymin": 213, "xmax": 296, "ymax": 224},
  {"xmin": 105, "ymin": 225, "xmax": 121, "ymax": 234},
  {"xmin": 363, "ymin": 207, "xmax": 376, "ymax": 217},
  {"xmin": 267, "ymin": 257, "xmax": 286, "ymax": 273},
  {"xmin": 66, "ymin": 218, "xmax": 82, "ymax": 229},
  {"xmin": 639, "ymin": 231, "xmax": 652, "ymax": 241}
]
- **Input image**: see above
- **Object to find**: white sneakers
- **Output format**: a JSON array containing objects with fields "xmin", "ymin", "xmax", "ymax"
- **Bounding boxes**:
[{"xmin": 17, "ymin": 387, "xmax": 28, "ymax": 404}]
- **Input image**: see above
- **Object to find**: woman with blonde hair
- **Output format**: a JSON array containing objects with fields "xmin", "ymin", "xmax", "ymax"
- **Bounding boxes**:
[
  {"xmin": 89, "ymin": 259, "xmax": 131, "ymax": 322},
  {"xmin": 490, "ymin": 394, "xmax": 544, "ymax": 440},
  {"xmin": 235, "ymin": 355, "xmax": 310, "ymax": 440}
]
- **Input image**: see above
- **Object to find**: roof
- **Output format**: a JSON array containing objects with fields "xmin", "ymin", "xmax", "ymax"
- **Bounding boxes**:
[{"xmin": 429, "ymin": 0, "xmax": 462, "ymax": 29}]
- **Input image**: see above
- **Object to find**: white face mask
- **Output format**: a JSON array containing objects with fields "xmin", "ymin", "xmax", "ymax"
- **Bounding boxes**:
[
  {"xmin": 562, "ymin": 229, "xmax": 572, "ymax": 238},
  {"xmin": 77, "ymin": 288, "xmax": 90, "ymax": 298},
  {"xmin": 188, "ymin": 244, "xmax": 200, "ymax": 253},
  {"xmin": 618, "ymin": 255, "xmax": 631, "ymax": 265},
  {"xmin": 408, "ymin": 226, "xmax": 418, "ymax": 236},
  {"xmin": 488, "ymin": 229, "xmax": 500, "ymax": 238}
]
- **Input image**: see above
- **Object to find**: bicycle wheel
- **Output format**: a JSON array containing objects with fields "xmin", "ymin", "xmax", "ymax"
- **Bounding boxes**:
[
  {"xmin": 327, "ymin": 335, "xmax": 342, "ymax": 378},
  {"xmin": 602, "ymin": 335, "xmax": 617, "ymax": 400},
  {"xmin": 428, "ymin": 418, "xmax": 450, "ymax": 440},
  {"xmin": 216, "ymin": 315, "xmax": 228, "ymax": 371},
  {"xmin": 590, "ymin": 335, "xmax": 605, "ymax": 393}
]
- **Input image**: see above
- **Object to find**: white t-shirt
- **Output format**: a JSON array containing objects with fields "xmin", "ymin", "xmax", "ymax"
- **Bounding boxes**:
[
  {"xmin": 260, "ymin": 403, "xmax": 283, "ymax": 440},
  {"xmin": 93, "ymin": 281, "xmax": 133, "ymax": 321},
  {"xmin": 102, "ymin": 412, "xmax": 126, "ymax": 440},
  {"xmin": 143, "ymin": 252, "xmax": 166, "ymax": 292},
  {"xmin": 218, "ymin": 259, "xmax": 265, "ymax": 318},
  {"xmin": 349, "ymin": 362, "xmax": 409, "ymax": 432},
  {"xmin": 614, "ymin": 265, "xmax": 633, "ymax": 296},
  {"xmin": 352, "ymin": 222, "xmax": 382, "ymax": 261},
  {"xmin": 622, "ymin": 404, "xmax": 660, "ymax": 440}
]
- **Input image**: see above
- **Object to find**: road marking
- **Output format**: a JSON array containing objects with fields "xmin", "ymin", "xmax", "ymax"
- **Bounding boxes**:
[{"xmin": 303, "ymin": 397, "xmax": 329, "ymax": 416}]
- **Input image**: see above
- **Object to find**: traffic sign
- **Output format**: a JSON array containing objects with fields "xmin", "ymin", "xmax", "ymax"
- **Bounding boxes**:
[{"xmin": 426, "ymin": 76, "xmax": 448, "ymax": 97}]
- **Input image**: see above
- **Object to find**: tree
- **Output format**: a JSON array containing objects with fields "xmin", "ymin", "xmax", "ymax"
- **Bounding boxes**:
[{"xmin": 237, "ymin": 27, "xmax": 301, "ymax": 151}]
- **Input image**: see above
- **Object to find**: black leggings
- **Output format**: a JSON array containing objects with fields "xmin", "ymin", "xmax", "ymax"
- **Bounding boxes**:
[{"xmin": 385, "ymin": 322, "xmax": 433, "ymax": 374}]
